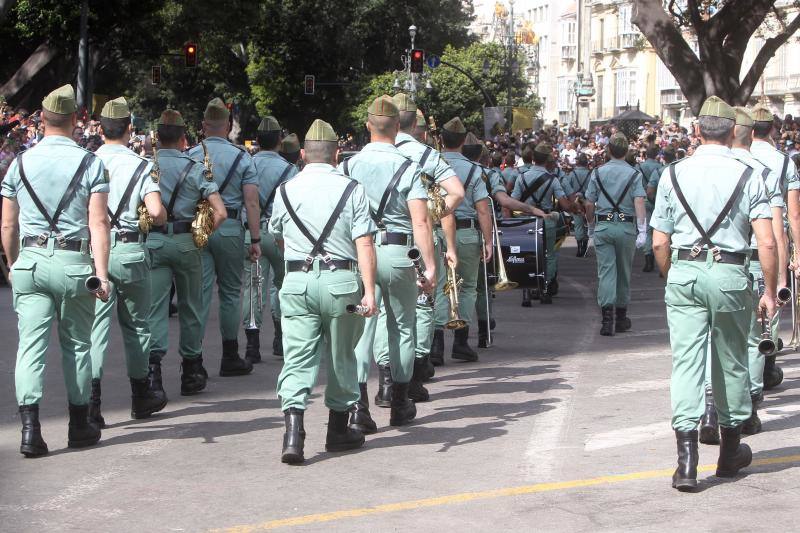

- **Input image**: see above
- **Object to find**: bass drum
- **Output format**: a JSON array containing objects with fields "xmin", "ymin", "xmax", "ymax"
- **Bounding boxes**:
[{"xmin": 489, "ymin": 216, "xmax": 547, "ymax": 288}]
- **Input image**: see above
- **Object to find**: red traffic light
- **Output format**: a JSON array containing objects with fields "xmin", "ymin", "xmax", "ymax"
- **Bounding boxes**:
[
  {"xmin": 410, "ymin": 49, "xmax": 424, "ymax": 73},
  {"xmin": 184, "ymin": 42, "xmax": 198, "ymax": 68},
  {"xmin": 304, "ymin": 74, "xmax": 315, "ymax": 95},
  {"xmin": 151, "ymin": 65, "xmax": 162, "ymax": 85}
]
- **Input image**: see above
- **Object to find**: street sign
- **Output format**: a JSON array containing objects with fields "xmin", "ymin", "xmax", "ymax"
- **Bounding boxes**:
[{"xmin": 426, "ymin": 54, "xmax": 441, "ymax": 69}]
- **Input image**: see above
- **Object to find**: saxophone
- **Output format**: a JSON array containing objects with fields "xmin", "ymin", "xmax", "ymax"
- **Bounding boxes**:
[
  {"xmin": 137, "ymin": 133, "xmax": 157, "ymax": 233},
  {"xmin": 192, "ymin": 140, "xmax": 215, "ymax": 248}
]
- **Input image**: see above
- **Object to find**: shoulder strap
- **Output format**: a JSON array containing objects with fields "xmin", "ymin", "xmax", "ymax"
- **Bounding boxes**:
[
  {"xmin": 395, "ymin": 140, "xmax": 411, "ymax": 148},
  {"xmin": 596, "ymin": 169, "xmax": 639, "ymax": 213},
  {"xmin": 418, "ymin": 146, "xmax": 432, "ymax": 169},
  {"xmin": 670, "ymin": 163, "xmax": 753, "ymax": 253},
  {"xmin": 373, "ymin": 159, "xmax": 413, "ymax": 227},
  {"xmin": 576, "ymin": 169, "xmax": 591, "ymax": 193},
  {"xmin": 166, "ymin": 160, "xmax": 196, "ymax": 220},
  {"xmin": 218, "ymin": 150, "xmax": 246, "ymax": 194},
  {"xmin": 464, "ymin": 163, "xmax": 480, "ymax": 192},
  {"xmin": 533, "ymin": 176, "xmax": 555, "ymax": 205},
  {"xmin": 342, "ymin": 158, "xmax": 350, "ymax": 177},
  {"xmin": 108, "ymin": 159, "xmax": 149, "ymax": 229},
  {"xmin": 264, "ymin": 163, "xmax": 294, "ymax": 212},
  {"xmin": 780, "ymin": 154, "xmax": 790, "ymax": 183},
  {"xmin": 520, "ymin": 172, "xmax": 552, "ymax": 203}
]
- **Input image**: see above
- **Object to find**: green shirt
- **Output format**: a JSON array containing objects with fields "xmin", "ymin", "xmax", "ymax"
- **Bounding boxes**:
[
  {"xmin": 750, "ymin": 139, "xmax": 800, "ymax": 196},
  {"xmin": 442, "ymin": 151, "xmax": 490, "ymax": 220},
  {"xmin": 731, "ymin": 148, "xmax": 781, "ymax": 250},
  {"xmin": 483, "ymin": 166, "xmax": 506, "ymax": 197},
  {"xmin": 501, "ymin": 166, "xmax": 520, "ymax": 188},
  {"xmin": 584, "ymin": 159, "xmax": 646, "ymax": 217},
  {"xmin": 156, "ymin": 149, "xmax": 218, "ymax": 221},
  {"xmin": 562, "ymin": 167, "xmax": 591, "ymax": 197},
  {"xmin": 252, "ymin": 150, "xmax": 298, "ymax": 219},
  {"xmin": 511, "ymin": 165, "xmax": 566, "ymax": 212},
  {"xmin": 95, "ymin": 144, "xmax": 159, "ymax": 234},
  {"xmin": 186, "ymin": 136, "xmax": 258, "ymax": 210},
  {"xmin": 395, "ymin": 132, "xmax": 454, "ymax": 184},
  {"xmin": 1, "ymin": 135, "xmax": 108, "ymax": 240},
  {"xmin": 269, "ymin": 163, "xmax": 375, "ymax": 261},
  {"xmin": 339, "ymin": 142, "xmax": 427, "ymax": 234},
  {"xmin": 650, "ymin": 144, "xmax": 771, "ymax": 253}
]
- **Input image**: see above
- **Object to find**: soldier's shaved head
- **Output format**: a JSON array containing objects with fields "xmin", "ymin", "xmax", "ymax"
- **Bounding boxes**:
[{"xmin": 366, "ymin": 114, "xmax": 399, "ymax": 139}]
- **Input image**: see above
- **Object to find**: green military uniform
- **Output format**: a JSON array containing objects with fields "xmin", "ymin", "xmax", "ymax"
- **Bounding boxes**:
[
  {"xmin": 474, "ymin": 155, "xmax": 504, "ymax": 343},
  {"xmin": 637, "ymin": 155, "xmax": 664, "ymax": 262},
  {"xmin": 652, "ymin": 97, "xmax": 770, "ymax": 490},
  {"xmin": 3, "ymin": 85, "xmax": 108, "ymax": 455},
  {"xmin": 562, "ymin": 164, "xmax": 592, "ymax": 252},
  {"xmin": 186, "ymin": 99, "xmax": 258, "ymax": 371},
  {"xmin": 242, "ymin": 116, "xmax": 298, "ymax": 360},
  {"xmin": 502, "ymin": 165, "xmax": 520, "ymax": 190},
  {"xmin": 146, "ymin": 110, "xmax": 219, "ymax": 395}
]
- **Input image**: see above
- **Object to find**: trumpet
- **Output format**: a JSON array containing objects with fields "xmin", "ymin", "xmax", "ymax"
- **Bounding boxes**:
[
  {"xmin": 246, "ymin": 260, "xmax": 264, "ymax": 330},
  {"xmin": 192, "ymin": 140, "xmax": 215, "ymax": 248},
  {"xmin": 488, "ymin": 197, "xmax": 518, "ymax": 292},
  {"xmin": 421, "ymin": 173, "xmax": 447, "ymax": 224},
  {"xmin": 138, "ymin": 134, "xmax": 159, "ymax": 233},
  {"xmin": 443, "ymin": 259, "xmax": 467, "ymax": 330},
  {"xmin": 408, "ymin": 247, "xmax": 433, "ymax": 306},
  {"xmin": 778, "ymin": 286, "xmax": 792, "ymax": 306},
  {"xmin": 757, "ymin": 277, "xmax": 776, "ymax": 355}
]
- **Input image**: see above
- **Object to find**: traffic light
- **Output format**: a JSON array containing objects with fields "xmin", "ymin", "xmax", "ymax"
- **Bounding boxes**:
[
  {"xmin": 304, "ymin": 75, "xmax": 315, "ymax": 95},
  {"xmin": 410, "ymin": 49, "xmax": 424, "ymax": 73},
  {"xmin": 151, "ymin": 65, "xmax": 161, "ymax": 85},
  {"xmin": 184, "ymin": 42, "xmax": 198, "ymax": 68}
]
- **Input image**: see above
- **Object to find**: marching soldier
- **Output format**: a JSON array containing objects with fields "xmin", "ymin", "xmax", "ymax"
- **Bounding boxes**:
[
  {"xmin": 651, "ymin": 96, "xmax": 777, "ymax": 491},
  {"xmin": 584, "ymin": 133, "xmax": 647, "ymax": 336},
  {"xmin": 511, "ymin": 143, "xmax": 573, "ymax": 304},
  {"xmin": 241, "ymin": 116, "xmax": 298, "ymax": 363},
  {"xmin": 88, "ymin": 97, "xmax": 168, "ymax": 426},
  {"xmin": 637, "ymin": 144, "xmax": 664, "ymax": 272},
  {"xmin": 501, "ymin": 152, "xmax": 520, "ymax": 192},
  {"xmin": 270, "ymin": 119, "xmax": 378, "ymax": 464},
  {"xmin": 385, "ymin": 93, "xmax": 464, "ymax": 403},
  {"xmin": 562, "ymin": 153, "xmax": 592, "ymax": 257},
  {"xmin": 646, "ymin": 147, "xmax": 676, "ymax": 205},
  {"xmin": 750, "ymin": 104, "xmax": 799, "ymax": 391},
  {"xmin": 187, "ymin": 98, "xmax": 262, "ymax": 376},
  {"xmin": 279, "ymin": 133, "xmax": 302, "ymax": 167},
  {"xmin": 146, "ymin": 110, "xmax": 227, "ymax": 397},
  {"xmin": 437, "ymin": 118, "xmax": 493, "ymax": 363},
  {"xmin": 2, "ymin": 84, "xmax": 111, "ymax": 456},
  {"xmin": 341, "ymin": 95, "xmax": 436, "ymax": 433}
]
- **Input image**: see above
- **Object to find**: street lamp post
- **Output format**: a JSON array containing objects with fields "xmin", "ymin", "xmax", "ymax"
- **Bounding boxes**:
[{"xmin": 506, "ymin": 0, "xmax": 515, "ymax": 131}]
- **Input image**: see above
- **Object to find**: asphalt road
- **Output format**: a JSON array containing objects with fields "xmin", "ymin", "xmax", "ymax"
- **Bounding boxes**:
[{"xmin": 1, "ymin": 239, "xmax": 799, "ymax": 532}]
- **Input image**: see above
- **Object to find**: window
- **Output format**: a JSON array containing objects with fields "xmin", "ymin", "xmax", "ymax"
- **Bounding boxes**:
[
  {"xmin": 558, "ymin": 77, "xmax": 571, "ymax": 112},
  {"xmin": 615, "ymin": 69, "xmax": 637, "ymax": 108},
  {"xmin": 596, "ymin": 75, "xmax": 604, "ymax": 117},
  {"xmin": 561, "ymin": 20, "xmax": 576, "ymax": 45},
  {"xmin": 657, "ymin": 58, "xmax": 678, "ymax": 90},
  {"xmin": 618, "ymin": 5, "xmax": 634, "ymax": 34}
]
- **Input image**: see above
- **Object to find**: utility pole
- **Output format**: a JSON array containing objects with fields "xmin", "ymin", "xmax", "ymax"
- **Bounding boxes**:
[
  {"xmin": 76, "ymin": 0, "xmax": 89, "ymax": 113},
  {"xmin": 506, "ymin": 0, "xmax": 515, "ymax": 131}
]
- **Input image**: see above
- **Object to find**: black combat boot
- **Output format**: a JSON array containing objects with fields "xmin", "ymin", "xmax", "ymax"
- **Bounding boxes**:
[
  {"xmin": 326, "ymin": 410, "xmax": 365, "ymax": 452},
  {"xmin": 550, "ymin": 277, "xmax": 559, "ymax": 296},
  {"xmin": 19, "ymin": 405, "xmax": 48, "ymax": 458},
  {"xmin": 615, "ymin": 307, "xmax": 631, "ymax": 333},
  {"xmin": 281, "ymin": 408, "xmax": 305, "ymax": 464},
  {"xmin": 180, "ymin": 356, "xmax": 208, "ymax": 396},
  {"xmin": 430, "ymin": 329, "xmax": 445, "ymax": 367},
  {"xmin": 521, "ymin": 288, "xmax": 532, "ymax": 307},
  {"xmin": 374, "ymin": 364, "xmax": 393, "ymax": 407},
  {"xmin": 643, "ymin": 253, "xmax": 655, "ymax": 272},
  {"xmin": 348, "ymin": 383, "xmax": 377, "ymax": 435},
  {"xmin": 540, "ymin": 282, "xmax": 553, "ymax": 304},
  {"xmin": 147, "ymin": 361, "xmax": 166, "ymax": 398},
  {"xmin": 130, "ymin": 377, "xmax": 168, "ymax": 419},
  {"xmin": 219, "ymin": 339, "xmax": 253, "ymax": 377},
  {"xmin": 88, "ymin": 378, "xmax": 105, "ymax": 428},
  {"xmin": 478, "ymin": 320, "xmax": 490, "ymax": 348},
  {"xmin": 408, "ymin": 358, "xmax": 430, "ymax": 402},
  {"xmin": 389, "ymin": 382, "xmax": 417, "ymax": 426},
  {"xmin": 244, "ymin": 328, "xmax": 261, "ymax": 364},
  {"xmin": 671, "ymin": 430, "xmax": 699, "ymax": 491},
  {"xmin": 67, "ymin": 404, "xmax": 101, "ymax": 448},
  {"xmin": 422, "ymin": 354, "xmax": 435, "ymax": 381},
  {"xmin": 716, "ymin": 425, "xmax": 752, "ymax": 477},
  {"xmin": 272, "ymin": 316, "xmax": 283, "ymax": 358},
  {"xmin": 577, "ymin": 238, "xmax": 589, "ymax": 258},
  {"xmin": 742, "ymin": 393, "xmax": 763, "ymax": 435},
  {"xmin": 452, "ymin": 327, "xmax": 478, "ymax": 362},
  {"xmin": 763, "ymin": 355, "xmax": 783, "ymax": 390},
  {"xmin": 600, "ymin": 306, "xmax": 614, "ymax": 336},
  {"xmin": 699, "ymin": 389, "xmax": 720, "ymax": 445}
]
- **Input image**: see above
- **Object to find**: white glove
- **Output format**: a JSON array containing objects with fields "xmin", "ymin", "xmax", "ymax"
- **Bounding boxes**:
[
  {"xmin": 636, "ymin": 220, "xmax": 647, "ymax": 249},
  {"xmin": 588, "ymin": 224, "xmax": 595, "ymax": 239}
]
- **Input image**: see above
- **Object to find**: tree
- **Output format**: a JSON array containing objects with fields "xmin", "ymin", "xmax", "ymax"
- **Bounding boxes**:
[{"xmin": 632, "ymin": 0, "xmax": 800, "ymax": 115}]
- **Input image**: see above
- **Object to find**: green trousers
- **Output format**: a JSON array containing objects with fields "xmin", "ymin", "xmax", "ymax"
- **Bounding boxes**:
[
  {"xmin": 146, "ymin": 231, "xmax": 204, "ymax": 361},
  {"xmin": 241, "ymin": 222, "xmax": 284, "ymax": 328},
  {"xmin": 745, "ymin": 260, "xmax": 776, "ymax": 396},
  {"xmin": 666, "ymin": 254, "xmax": 753, "ymax": 431},
  {"xmin": 90, "ymin": 237, "xmax": 151, "ymax": 380},
  {"xmin": 475, "ymin": 259, "xmax": 493, "ymax": 323},
  {"xmin": 433, "ymin": 227, "xmax": 452, "ymax": 328},
  {"xmin": 573, "ymin": 213, "xmax": 587, "ymax": 242},
  {"xmin": 594, "ymin": 221, "xmax": 636, "ymax": 307},
  {"xmin": 432, "ymin": 227, "xmax": 482, "ymax": 328},
  {"xmin": 12, "ymin": 244, "xmax": 95, "ymax": 406},
  {"xmin": 200, "ymin": 218, "xmax": 244, "ymax": 342},
  {"xmin": 355, "ymin": 242, "xmax": 417, "ymax": 383},
  {"xmin": 277, "ymin": 264, "xmax": 364, "ymax": 412},
  {"xmin": 544, "ymin": 219, "xmax": 558, "ymax": 283},
  {"xmin": 642, "ymin": 203, "xmax": 654, "ymax": 255}
]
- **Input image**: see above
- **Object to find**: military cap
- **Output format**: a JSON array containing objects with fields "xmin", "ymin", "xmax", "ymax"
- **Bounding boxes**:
[
  {"xmin": 305, "ymin": 119, "xmax": 337, "ymax": 142},
  {"xmin": 368, "ymin": 95, "xmax": 399, "ymax": 117},
  {"xmin": 534, "ymin": 142, "xmax": 553, "ymax": 156},
  {"xmin": 443, "ymin": 117, "xmax": 467, "ymax": 134},
  {"xmin": 463, "ymin": 132, "xmax": 481, "ymax": 146},
  {"xmin": 204, "ymin": 97, "xmax": 230, "ymax": 121},
  {"xmin": 392, "ymin": 93, "xmax": 417, "ymax": 113},
  {"xmin": 416, "ymin": 109, "xmax": 426, "ymax": 127},
  {"xmin": 42, "ymin": 84, "xmax": 77, "ymax": 115},
  {"xmin": 480, "ymin": 144, "xmax": 490, "ymax": 158},
  {"xmin": 609, "ymin": 132, "xmax": 629, "ymax": 150},
  {"xmin": 751, "ymin": 104, "xmax": 773, "ymax": 123},
  {"xmin": 258, "ymin": 115, "xmax": 281, "ymax": 132},
  {"xmin": 733, "ymin": 106, "xmax": 754, "ymax": 127},
  {"xmin": 281, "ymin": 133, "xmax": 300, "ymax": 153},
  {"xmin": 100, "ymin": 97, "xmax": 131, "ymax": 119},
  {"xmin": 699, "ymin": 95, "xmax": 735, "ymax": 121},
  {"xmin": 158, "ymin": 109, "xmax": 185, "ymax": 127}
]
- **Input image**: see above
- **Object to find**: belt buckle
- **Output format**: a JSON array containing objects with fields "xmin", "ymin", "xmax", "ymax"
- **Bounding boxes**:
[
  {"xmin": 618, "ymin": 212, "xmax": 626, "ymax": 222},
  {"xmin": 302, "ymin": 256, "xmax": 313, "ymax": 273},
  {"xmin": 36, "ymin": 233, "xmax": 48, "ymax": 246},
  {"xmin": 711, "ymin": 246, "xmax": 722, "ymax": 262},
  {"xmin": 378, "ymin": 229, "xmax": 388, "ymax": 246},
  {"xmin": 689, "ymin": 244, "xmax": 702, "ymax": 259},
  {"xmin": 606, "ymin": 213, "xmax": 613, "ymax": 221},
  {"xmin": 55, "ymin": 233, "xmax": 67, "ymax": 249},
  {"xmin": 322, "ymin": 253, "xmax": 337, "ymax": 271}
]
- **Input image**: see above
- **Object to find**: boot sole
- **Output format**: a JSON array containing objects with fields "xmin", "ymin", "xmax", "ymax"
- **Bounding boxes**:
[
  {"xmin": 672, "ymin": 478, "xmax": 697, "ymax": 491},
  {"xmin": 348, "ymin": 423, "xmax": 377, "ymax": 435},
  {"xmin": 325, "ymin": 437, "xmax": 365, "ymax": 452},
  {"xmin": 180, "ymin": 386, "xmax": 206, "ymax": 396},
  {"xmin": 699, "ymin": 432, "xmax": 720, "ymax": 445},
  {"xmin": 219, "ymin": 368, "xmax": 254, "ymax": 377},
  {"xmin": 716, "ymin": 450, "xmax": 753, "ymax": 477},
  {"xmin": 68, "ymin": 436, "xmax": 101, "ymax": 448},
  {"xmin": 281, "ymin": 450, "xmax": 304, "ymax": 464},
  {"xmin": 390, "ymin": 417, "xmax": 416, "ymax": 426},
  {"xmin": 131, "ymin": 398, "xmax": 168, "ymax": 419},
  {"xmin": 374, "ymin": 398, "xmax": 392, "ymax": 408},
  {"xmin": 245, "ymin": 356, "xmax": 262, "ymax": 364},
  {"xmin": 409, "ymin": 395, "xmax": 430, "ymax": 402},
  {"xmin": 452, "ymin": 355, "xmax": 478, "ymax": 362},
  {"xmin": 20, "ymin": 445, "xmax": 48, "ymax": 457},
  {"xmin": 430, "ymin": 359, "xmax": 444, "ymax": 367}
]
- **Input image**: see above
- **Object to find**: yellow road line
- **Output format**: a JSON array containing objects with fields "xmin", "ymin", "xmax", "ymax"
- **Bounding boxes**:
[{"xmin": 215, "ymin": 454, "xmax": 800, "ymax": 532}]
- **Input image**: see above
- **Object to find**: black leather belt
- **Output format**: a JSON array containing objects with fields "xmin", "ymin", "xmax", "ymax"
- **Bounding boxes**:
[
  {"xmin": 456, "ymin": 219, "xmax": 478, "ymax": 229},
  {"xmin": 287, "ymin": 259, "xmax": 355, "ymax": 272},
  {"xmin": 374, "ymin": 231, "xmax": 411, "ymax": 246},
  {"xmin": 115, "ymin": 231, "xmax": 143, "ymax": 243},
  {"xmin": 22, "ymin": 236, "xmax": 83, "ymax": 251},
  {"xmin": 595, "ymin": 213, "xmax": 633, "ymax": 223},
  {"xmin": 676, "ymin": 249, "xmax": 747, "ymax": 265},
  {"xmin": 151, "ymin": 220, "xmax": 193, "ymax": 234},
  {"xmin": 244, "ymin": 219, "xmax": 269, "ymax": 231},
  {"xmin": 226, "ymin": 208, "xmax": 240, "ymax": 219}
]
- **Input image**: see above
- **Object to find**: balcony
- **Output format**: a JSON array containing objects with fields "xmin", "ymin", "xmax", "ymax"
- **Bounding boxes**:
[
  {"xmin": 605, "ymin": 36, "xmax": 622, "ymax": 52},
  {"xmin": 660, "ymin": 89, "xmax": 687, "ymax": 107},
  {"xmin": 591, "ymin": 40, "xmax": 604, "ymax": 55},
  {"xmin": 561, "ymin": 45, "xmax": 577, "ymax": 60},
  {"xmin": 620, "ymin": 32, "xmax": 640, "ymax": 49}
]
